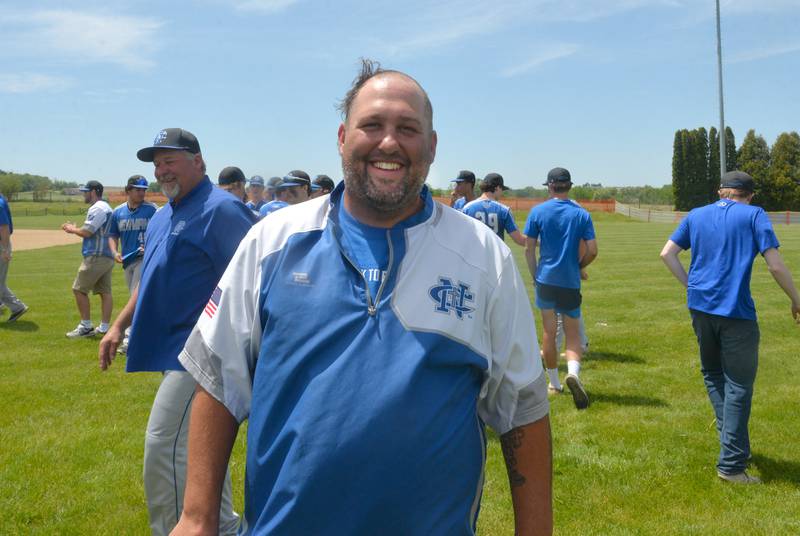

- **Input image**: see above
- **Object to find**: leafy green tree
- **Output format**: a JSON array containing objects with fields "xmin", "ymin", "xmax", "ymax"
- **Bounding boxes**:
[
  {"xmin": 724, "ymin": 126, "xmax": 737, "ymax": 172},
  {"xmin": 766, "ymin": 132, "xmax": 800, "ymax": 210},
  {"xmin": 0, "ymin": 175, "xmax": 22, "ymax": 198},
  {"xmin": 672, "ymin": 129, "xmax": 689, "ymax": 210},
  {"xmin": 737, "ymin": 130, "xmax": 772, "ymax": 208},
  {"xmin": 708, "ymin": 126, "xmax": 720, "ymax": 201}
]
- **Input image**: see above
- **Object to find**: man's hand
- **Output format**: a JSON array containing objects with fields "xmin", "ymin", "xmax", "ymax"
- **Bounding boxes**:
[
  {"xmin": 114, "ymin": 252, "xmax": 123, "ymax": 264},
  {"xmin": 580, "ymin": 269, "xmax": 588, "ymax": 281},
  {"xmin": 169, "ymin": 517, "xmax": 214, "ymax": 536},
  {"xmin": 792, "ymin": 301, "xmax": 800, "ymax": 324},
  {"xmin": 62, "ymin": 221, "xmax": 77, "ymax": 234},
  {"xmin": 98, "ymin": 325, "xmax": 124, "ymax": 370}
]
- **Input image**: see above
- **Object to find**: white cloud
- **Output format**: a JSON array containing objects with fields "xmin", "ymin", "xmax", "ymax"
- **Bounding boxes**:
[
  {"xmin": 0, "ymin": 73, "xmax": 72, "ymax": 93},
  {"xmin": 501, "ymin": 44, "xmax": 580, "ymax": 77},
  {"xmin": 730, "ymin": 42, "xmax": 800, "ymax": 63},
  {"xmin": 1, "ymin": 9, "xmax": 162, "ymax": 70},
  {"xmin": 231, "ymin": 0, "xmax": 301, "ymax": 12}
]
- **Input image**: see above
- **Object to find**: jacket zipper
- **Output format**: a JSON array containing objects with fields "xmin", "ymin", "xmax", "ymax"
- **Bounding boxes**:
[{"xmin": 336, "ymin": 228, "xmax": 395, "ymax": 316}]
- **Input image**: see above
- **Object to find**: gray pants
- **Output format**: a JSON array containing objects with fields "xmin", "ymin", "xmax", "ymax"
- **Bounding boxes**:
[
  {"xmin": 144, "ymin": 370, "xmax": 239, "ymax": 536},
  {"xmin": 0, "ymin": 245, "xmax": 26, "ymax": 313},
  {"xmin": 555, "ymin": 313, "xmax": 589, "ymax": 353},
  {"xmin": 124, "ymin": 258, "xmax": 143, "ymax": 293}
]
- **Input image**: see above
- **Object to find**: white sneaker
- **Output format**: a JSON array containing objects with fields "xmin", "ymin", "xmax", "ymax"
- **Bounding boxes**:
[
  {"xmin": 66, "ymin": 324, "xmax": 95, "ymax": 338},
  {"xmin": 117, "ymin": 338, "xmax": 128, "ymax": 355},
  {"xmin": 95, "ymin": 325, "xmax": 109, "ymax": 336}
]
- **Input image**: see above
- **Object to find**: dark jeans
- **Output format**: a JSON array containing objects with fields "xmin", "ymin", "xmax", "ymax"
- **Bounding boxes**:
[{"xmin": 690, "ymin": 310, "xmax": 759, "ymax": 475}]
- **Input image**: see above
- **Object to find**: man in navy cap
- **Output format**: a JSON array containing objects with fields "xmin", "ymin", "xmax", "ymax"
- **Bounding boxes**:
[
  {"xmin": 310, "ymin": 174, "xmax": 335, "ymax": 199},
  {"xmin": 98, "ymin": 128, "xmax": 255, "ymax": 534},
  {"xmin": 450, "ymin": 169, "xmax": 477, "ymax": 210},
  {"xmin": 524, "ymin": 167, "xmax": 597, "ymax": 409},
  {"xmin": 107, "ymin": 174, "xmax": 158, "ymax": 353},
  {"xmin": 218, "ymin": 166, "xmax": 248, "ymax": 203},
  {"xmin": 62, "ymin": 180, "xmax": 114, "ymax": 338},
  {"xmin": 246, "ymin": 175, "xmax": 267, "ymax": 211},
  {"xmin": 661, "ymin": 170, "xmax": 800, "ymax": 484}
]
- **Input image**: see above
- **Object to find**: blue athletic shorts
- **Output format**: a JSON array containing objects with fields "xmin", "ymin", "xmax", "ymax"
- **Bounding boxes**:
[{"xmin": 535, "ymin": 282, "xmax": 581, "ymax": 318}]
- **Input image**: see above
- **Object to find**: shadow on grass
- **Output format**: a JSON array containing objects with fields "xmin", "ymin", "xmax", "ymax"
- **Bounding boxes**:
[
  {"xmin": 752, "ymin": 454, "xmax": 800, "ymax": 486},
  {"xmin": 0, "ymin": 320, "xmax": 39, "ymax": 332},
  {"xmin": 587, "ymin": 351, "xmax": 646, "ymax": 364},
  {"xmin": 590, "ymin": 392, "xmax": 669, "ymax": 408}
]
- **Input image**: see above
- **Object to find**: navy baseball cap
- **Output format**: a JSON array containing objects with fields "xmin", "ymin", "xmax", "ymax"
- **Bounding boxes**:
[
  {"xmin": 79, "ymin": 180, "xmax": 104, "ymax": 194},
  {"xmin": 127, "ymin": 175, "xmax": 149, "ymax": 189},
  {"xmin": 313, "ymin": 175, "xmax": 335, "ymax": 192},
  {"xmin": 721, "ymin": 170, "xmax": 755, "ymax": 192},
  {"xmin": 278, "ymin": 170, "xmax": 311, "ymax": 189},
  {"xmin": 483, "ymin": 173, "xmax": 510, "ymax": 191},
  {"xmin": 249, "ymin": 175, "xmax": 265, "ymax": 187},
  {"xmin": 451, "ymin": 170, "xmax": 476, "ymax": 184},
  {"xmin": 218, "ymin": 166, "xmax": 246, "ymax": 185},
  {"xmin": 544, "ymin": 167, "xmax": 572, "ymax": 185},
  {"xmin": 137, "ymin": 128, "xmax": 201, "ymax": 162}
]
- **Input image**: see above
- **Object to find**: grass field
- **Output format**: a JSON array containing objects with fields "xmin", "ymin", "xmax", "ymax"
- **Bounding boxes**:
[{"xmin": 2, "ymin": 212, "xmax": 799, "ymax": 534}]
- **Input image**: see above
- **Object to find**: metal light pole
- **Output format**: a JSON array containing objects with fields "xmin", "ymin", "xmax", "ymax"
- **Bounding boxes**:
[{"xmin": 716, "ymin": 0, "xmax": 727, "ymax": 175}]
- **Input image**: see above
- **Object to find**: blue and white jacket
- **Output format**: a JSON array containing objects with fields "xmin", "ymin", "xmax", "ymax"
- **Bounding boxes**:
[{"xmin": 180, "ymin": 184, "xmax": 547, "ymax": 535}]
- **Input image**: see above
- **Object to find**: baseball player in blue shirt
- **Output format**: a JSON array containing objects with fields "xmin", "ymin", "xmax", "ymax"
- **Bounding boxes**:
[
  {"xmin": 524, "ymin": 167, "xmax": 597, "ymax": 409},
  {"xmin": 245, "ymin": 175, "xmax": 267, "ymax": 211},
  {"xmin": 0, "ymin": 193, "xmax": 28, "ymax": 322},
  {"xmin": 62, "ymin": 180, "xmax": 115, "ymax": 338},
  {"xmin": 107, "ymin": 175, "xmax": 157, "ymax": 353},
  {"xmin": 661, "ymin": 170, "xmax": 800, "ymax": 484},
  {"xmin": 450, "ymin": 169, "xmax": 477, "ymax": 210},
  {"xmin": 172, "ymin": 60, "xmax": 552, "ymax": 536},
  {"xmin": 98, "ymin": 128, "xmax": 256, "ymax": 535},
  {"xmin": 463, "ymin": 173, "xmax": 526, "ymax": 246}
]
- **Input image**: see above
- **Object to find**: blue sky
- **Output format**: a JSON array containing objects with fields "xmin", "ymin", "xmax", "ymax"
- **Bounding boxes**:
[{"xmin": 1, "ymin": 0, "xmax": 798, "ymax": 189}]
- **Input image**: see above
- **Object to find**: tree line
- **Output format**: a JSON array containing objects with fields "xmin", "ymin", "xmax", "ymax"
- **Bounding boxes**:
[
  {"xmin": 673, "ymin": 128, "xmax": 800, "ymax": 211},
  {"xmin": 0, "ymin": 170, "xmax": 79, "ymax": 199}
]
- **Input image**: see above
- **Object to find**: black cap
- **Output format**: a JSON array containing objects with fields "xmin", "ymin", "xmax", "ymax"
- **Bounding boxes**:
[
  {"xmin": 720, "ymin": 170, "xmax": 755, "ymax": 192},
  {"xmin": 280, "ymin": 170, "xmax": 311, "ymax": 188},
  {"xmin": 313, "ymin": 174, "xmax": 335, "ymax": 192},
  {"xmin": 79, "ymin": 180, "xmax": 104, "ymax": 195},
  {"xmin": 126, "ymin": 175, "xmax": 149, "ymax": 189},
  {"xmin": 137, "ymin": 128, "xmax": 201, "ymax": 162},
  {"xmin": 266, "ymin": 176, "xmax": 282, "ymax": 190},
  {"xmin": 451, "ymin": 170, "xmax": 476, "ymax": 184},
  {"xmin": 218, "ymin": 166, "xmax": 246, "ymax": 185},
  {"xmin": 483, "ymin": 172, "xmax": 510, "ymax": 191},
  {"xmin": 544, "ymin": 167, "xmax": 572, "ymax": 185}
]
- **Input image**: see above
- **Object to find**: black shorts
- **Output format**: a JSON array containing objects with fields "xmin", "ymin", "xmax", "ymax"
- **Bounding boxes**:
[{"xmin": 535, "ymin": 282, "xmax": 582, "ymax": 312}]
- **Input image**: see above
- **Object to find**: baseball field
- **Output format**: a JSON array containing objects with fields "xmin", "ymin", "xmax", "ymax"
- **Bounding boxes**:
[{"xmin": 1, "ymin": 210, "xmax": 799, "ymax": 535}]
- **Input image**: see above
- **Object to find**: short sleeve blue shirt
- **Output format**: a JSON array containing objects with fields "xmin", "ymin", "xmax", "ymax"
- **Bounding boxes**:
[
  {"xmin": 108, "ymin": 201, "xmax": 158, "ymax": 268},
  {"xmin": 452, "ymin": 197, "xmax": 467, "ymax": 211},
  {"xmin": 247, "ymin": 200, "xmax": 266, "ymax": 211},
  {"xmin": 0, "ymin": 195, "xmax": 12, "ymax": 234},
  {"xmin": 524, "ymin": 198, "xmax": 595, "ymax": 289},
  {"xmin": 126, "ymin": 177, "xmax": 256, "ymax": 372},
  {"xmin": 259, "ymin": 200, "xmax": 289, "ymax": 218},
  {"xmin": 669, "ymin": 199, "xmax": 779, "ymax": 320},
  {"xmin": 462, "ymin": 198, "xmax": 517, "ymax": 240}
]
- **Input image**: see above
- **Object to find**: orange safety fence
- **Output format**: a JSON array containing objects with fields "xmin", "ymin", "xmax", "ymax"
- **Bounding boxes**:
[{"xmin": 432, "ymin": 197, "xmax": 615, "ymax": 213}]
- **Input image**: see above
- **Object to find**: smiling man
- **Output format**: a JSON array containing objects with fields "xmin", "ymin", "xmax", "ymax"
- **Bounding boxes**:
[
  {"xmin": 172, "ymin": 61, "xmax": 552, "ymax": 536},
  {"xmin": 97, "ymin": 128, "xmax": 255, "ymax": 535}
]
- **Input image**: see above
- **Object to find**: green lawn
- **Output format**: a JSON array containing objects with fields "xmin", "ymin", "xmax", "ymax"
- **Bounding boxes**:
[{"xmin": 2, "ymin": 214, "xmax": 799, "ymax": 534}]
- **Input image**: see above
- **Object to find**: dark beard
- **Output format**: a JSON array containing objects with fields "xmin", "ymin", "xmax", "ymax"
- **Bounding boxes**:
[{"xmin": 341, "ymin": 158, "xmax": 426, "ymax": 218}]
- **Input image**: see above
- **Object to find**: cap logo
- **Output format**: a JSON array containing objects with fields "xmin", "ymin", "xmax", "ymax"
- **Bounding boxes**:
[{"xmin": 154, "ymin": 130, "xmax": 168, "ymax": 145}]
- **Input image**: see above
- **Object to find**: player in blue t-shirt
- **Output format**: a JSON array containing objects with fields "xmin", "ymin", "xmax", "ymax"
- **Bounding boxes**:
[
  {"xmin": 0, "ymin": 193, "xmax": 28, "ymax": 322},
  {"xmin": 245, "ymin": 175, "xmax": 267, "ymax": 211},
  {"xmin": 108, "ymin": 175, "xmax": 158, "ymax": 353},
  {"xmin": 259, "ymin": 171, "xmax": 313, "ymax": 218},
  {"xmin": 462, "ymin": 173, "xmax": 525, "ymax": 246},
  {"xmin": 661, "ymin": 170, "xmax": 800, "ymax": 484},
  {"xmin": 524, "ymin": 167, "xmax": 597, "ymax": 409},
  {"xmin": 449, "ymin": 169, "xmax": 477, "ymax": 210}
]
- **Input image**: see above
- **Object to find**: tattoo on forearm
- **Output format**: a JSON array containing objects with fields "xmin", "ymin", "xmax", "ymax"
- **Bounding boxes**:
[{"xmin": 500, "ymin": 428, "xmax": 526, "ymax": 488}]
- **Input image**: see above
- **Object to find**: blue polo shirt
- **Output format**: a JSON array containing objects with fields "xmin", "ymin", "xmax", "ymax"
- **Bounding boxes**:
[
  {"xmin": 462, "ymin": 198, "xmax": 517, "ymax": 240},
  {"xmin": 453, "ymin": 197, "xmax": 467, "ymax": 211},
  {"xmin": 670, "ymin": 199, "xmax": 779, "ymax": 320},
  {"xmin": 259, "ymin": 200, "xmax": 289, "ymax": 218},
  {"xmin": 524, "ymin": 198, "xmax": 595, "ymax": 289},
  {"xmin": 247, "ymin": 199, "xmax": 266, "ymax": 211},
  {"xmin": 108, "ymin": 201, "xmax": 158, "ymax": 268},
  {"xmin": 126, "ymin": 176, "xmax": 256, "ymax": 372},
  {"xmin": 0, "ymin": 195, "xmax": 12, "ymax": 234}
]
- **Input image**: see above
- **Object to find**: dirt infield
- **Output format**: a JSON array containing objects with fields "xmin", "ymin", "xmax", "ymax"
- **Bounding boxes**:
[{"xmin": 12, "ymin": 230, "xmax": 82, "ymax": 251}]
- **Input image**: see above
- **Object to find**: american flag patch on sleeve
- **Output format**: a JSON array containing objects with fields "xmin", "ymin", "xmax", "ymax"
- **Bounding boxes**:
[{"xmin": 204, "ymin": 286, "xmax": 222, "ymax": 318}]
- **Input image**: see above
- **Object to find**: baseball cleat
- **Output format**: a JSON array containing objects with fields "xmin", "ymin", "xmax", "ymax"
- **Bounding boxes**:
[
  {"xmin": 66, "ymin": 324, "xmax": 95, "ymax": 338},
  {"xmin": 717, "ymin": 471, "xmax": 761, "ymax": 484},
  {"xmin": 7, "ymin": 305, "xmax": 29, "ymax": 323},
  {"xmin": 565, "ymin": 374, "xmax": 590, "ymax": 410}
]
